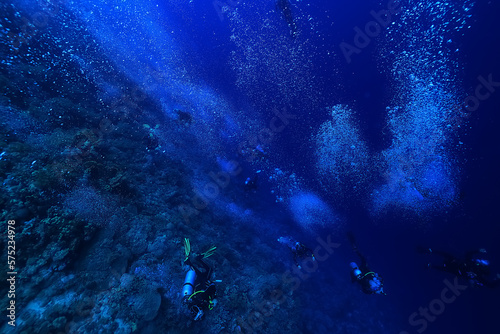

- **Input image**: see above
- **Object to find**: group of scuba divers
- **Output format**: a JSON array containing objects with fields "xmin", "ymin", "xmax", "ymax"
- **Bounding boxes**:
[
  {"xmin": 275, "ymin": 233, "xmax": 387, "ymax": 296},
  {"xmin": 181, "ymin": 231, "xmax": 500, "ymax": 321}
]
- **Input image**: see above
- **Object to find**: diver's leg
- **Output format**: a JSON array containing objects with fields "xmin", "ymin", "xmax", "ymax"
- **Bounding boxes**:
[
  {"xmin": 187, "ymin": 257, "xmax": 204, "ymax": 277},
  {"xmin": 197, "ymin": 256, "xmax": 213, "ymax": 280},
  {"xmin": 355, "ymin": 250, "xmax": 369, "ymax": 271},
  {"xmin": 428, "ymin": 263, "xmax": 450, "ymax": 273},
  {"xmin": 186, "ymin": 258, "xmax": 199, "ymax": 275},
  {"xmin": 347, "ymin": 232, "xmax": 368, "ymax": 269},
  {"xmin": 430, "ymin": 250, "xmax": 455, "ymax": 262},
  {"xmin": 190, "ymin": 264, "xmax": 203, "ymax": 278},
  {"xmin": 197, "ymin": 256, "xmax": 210, "ymax": 271}
]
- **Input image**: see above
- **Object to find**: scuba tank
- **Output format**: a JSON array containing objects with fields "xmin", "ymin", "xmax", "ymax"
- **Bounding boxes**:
[
  {"xmin": 350, "ymin": 262, "xmax": 362, "ymax": 279},
  {"xmin": 182, "ymin": 269, "xmax": 196, "ymax": 297}
]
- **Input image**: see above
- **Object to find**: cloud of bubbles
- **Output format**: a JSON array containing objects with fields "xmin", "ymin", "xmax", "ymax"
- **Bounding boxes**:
[
  {"xmin": 315, "ymin": 104, "xmax": 372, "ymax": 202},
  {"xmin": 372, "ymin": 79, "xmax": 461, "ymax": 213},
  {"xmin": 60, "ymin": 0, "xmax": 245, "ymax": 157},
  {"xmin": 289, "ymin": 191, "xmax": 337, "ymax": 231},
  {"xmin": 268, "ymin": 167, "xmax": 302, "ymax": 203},
  {"xmin": 64, "ymin": 185, "xmax": 117, "ymax": 227},
  {"xmin": 226, "ymin": 1, "xmax": 321, "ymax": 109},
  {"xmin": 370, "ymin": 0, "xmax": 475, "ymax": 215},
  {"xmin": 266, "ymin": 166, "xmax": 339, "ymax": 231}
]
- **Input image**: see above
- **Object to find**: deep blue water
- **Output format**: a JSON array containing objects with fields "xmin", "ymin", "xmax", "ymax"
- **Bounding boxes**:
[{"xmin": 1, "ymin": 0, "xmax": 499, "ymax": 333}]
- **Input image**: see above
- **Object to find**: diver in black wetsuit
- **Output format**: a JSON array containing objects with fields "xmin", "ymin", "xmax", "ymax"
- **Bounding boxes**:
[
  {"xmin": 183, "ymin": 255, "xmax": 217, "ymax": 320},
  {"xmin": 244, "ymin": 174, "xmax": 258, "ymax": 192},
  {"xmin": 418, "ymin": 247, "xmax": 500, "ymax": 288},
  {"xmin": 182, "ymin": 240, "xmax": 219, "ymax": 321},
  {"xmin": 238, "ymin": 143, "xmax": 268, "ymax": 163},
  {"xmin": 278, "ymin": 236, "xmax": 315, "ymax": 268},
  {"xmin": 276, "ymin": 0, "xmax": 298, "ymax": 38},
  {"xmin": 347, "ymin": 232, "xmax": 386, "ymax": 295},
  {"xmin": 244, "ymin": 170, "xmax": 262, "ymax": 193}
]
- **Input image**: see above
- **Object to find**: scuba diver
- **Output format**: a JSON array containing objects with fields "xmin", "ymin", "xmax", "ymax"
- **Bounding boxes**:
[
  {"xmin": 276, "ymin": 0, "xmax": 298, "ymax": 38},
  {"xmin": 182, "ymin": 239, "xmax": 220, "ymax": 321},
  {"xmin": 244, "ymin": 170, "xmax": 261, "ymax": 192},
  {"xmin": 347, "ymin": 232, "xmax": 386, "ymax": 295},
  {"xmin": 278, "ymin": 236, "xmax": 315, "ymax": 268},
  {"xmin": 238, "ymin": 143, "xmax": 268, "ymax": 163},
  {"xmin": 142, "ymin": 124, "xmax": 160, "ymax": 151},
  {"xmin": 175, "ymin": 109, "xmax": 193, "ymax": 127},
  {"xmin": 418, "ymin": 247, "xmax": 500, "ymax": 288}
]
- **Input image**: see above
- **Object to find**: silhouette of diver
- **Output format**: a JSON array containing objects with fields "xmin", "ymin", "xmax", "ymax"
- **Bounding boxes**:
[
  {"xmin": 347, "ymin": 232, "xmax": 386, "ymax": 295},
  {"xmin": 182, "ymin": 239, "xmax": 219, "ymax": 321},
  {"xmin": 244, "ymin": 171, "xmax": 260, "ymax": 192},
  {"xmin": 418, "ymin": 247, "xmax": 500, "ymax": 288},
  {"xmin": 276, "ymin": 0, "xmax": 298, "ymax": 38},
  {"xmin": 278, "ymin": 236, "xmax": 315, "ymax": 268}
]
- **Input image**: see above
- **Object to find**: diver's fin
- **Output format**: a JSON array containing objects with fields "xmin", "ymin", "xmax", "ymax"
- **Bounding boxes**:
[
  {"xmin": 201, "ymin": 245, "xmax": 217, "ymax": 258},
  {"xmin": 346, "ymin": 231, "xmax": 356, "ymax": 248},
  {"xmin": 184, "ymin": 238, "xmax": 191, "ymax": 262}
]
